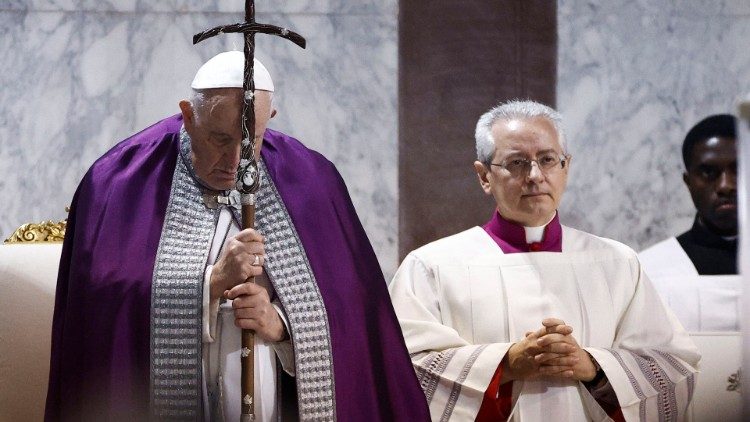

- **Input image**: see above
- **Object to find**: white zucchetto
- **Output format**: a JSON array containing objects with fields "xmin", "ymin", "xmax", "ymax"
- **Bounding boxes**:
[{"xmin": 191, "ymin": 51, "xmax": 274, "ymax": 92}]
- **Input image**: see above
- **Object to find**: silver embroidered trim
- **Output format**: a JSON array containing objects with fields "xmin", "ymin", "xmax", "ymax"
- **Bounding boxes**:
[
  {"xmin": 416, "ymin": 349, "xmax": 457, "ymax": 403},
  {"xmin": 633, "ymin": 352, "xmax": 677, "ymax": 422},
  {"xmin": 149, "ymin": 131, "xmax": 217, "ymax": 420},
  {"xmin": 440, "ymin": 345, "xmax": 487, "ymax": 422},
  {"xmin": 610, "ymin": 349, "xmax": 648, "ymax": 421},
  {"xmin": 255, "ymin": 161, "xmax": 337, "ymax": 421},
  {"xmin": 149, "ymin": 128, "xmax": 336, "ymax": 420},
  {"xmin": 654, "ymin": 350, "xmax": 695, "ymax": 406}
]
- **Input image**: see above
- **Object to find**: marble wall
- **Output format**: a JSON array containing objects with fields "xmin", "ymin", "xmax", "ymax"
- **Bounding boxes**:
[
  {"xmin": 557, "ymin": 0, "xmax": 750, "ymax": 251},
  {"xmin": 0, "ymin": 1, "xmax": 399, "ymax": 277},
  {"xmin": 5, "ymin": 1, "xmax": 750, "ymax": 276}
]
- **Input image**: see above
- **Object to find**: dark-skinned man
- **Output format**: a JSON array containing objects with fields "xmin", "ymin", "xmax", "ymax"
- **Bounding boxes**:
[{"xmin": 640, "ymin": 114, "xmax": 740, "ymax": 332}]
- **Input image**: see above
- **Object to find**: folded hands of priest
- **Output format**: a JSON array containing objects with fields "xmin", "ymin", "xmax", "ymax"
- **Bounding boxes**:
[{"xmin": 502, "ymin": 318, "xmax": 598, "ymax": 383}]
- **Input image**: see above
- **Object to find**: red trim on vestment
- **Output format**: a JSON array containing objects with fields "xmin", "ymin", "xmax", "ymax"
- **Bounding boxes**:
[{"xmin": 475, "ymin": 363, "xmax": 513, "ymax": 421}]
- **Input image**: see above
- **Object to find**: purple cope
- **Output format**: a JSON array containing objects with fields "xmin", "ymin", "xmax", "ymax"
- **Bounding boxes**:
[{"xmin": 44, "ymin": 114, "xmax": 430, "ymax": 421}]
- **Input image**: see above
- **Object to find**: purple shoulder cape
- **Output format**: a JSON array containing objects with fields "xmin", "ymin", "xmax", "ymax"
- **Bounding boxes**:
[{"xmin": 45, "ymin": 114, "xmax": 429, "ymax": 421}]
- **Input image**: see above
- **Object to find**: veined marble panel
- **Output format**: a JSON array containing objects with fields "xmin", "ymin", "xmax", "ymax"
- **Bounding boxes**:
[
  {"xmin": 557, "ymin": 0, "xmax": 750, "ymax": 251},
  {"xmin": 0, "ymin": 5, "xmax": 398, "ymax": 277},
  {"xmin": 1, "ymin": 0, "xmax": 396, "ymax": 15}
]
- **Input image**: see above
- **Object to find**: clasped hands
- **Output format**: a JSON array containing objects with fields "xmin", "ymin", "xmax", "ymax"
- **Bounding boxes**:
[
  {"xmin": 209, "ymin": 228, "xmax": 286, "ymax": 343},
  {"xmin": 502, "ymin": 318, "xmax": 598, "ymax": 383}
]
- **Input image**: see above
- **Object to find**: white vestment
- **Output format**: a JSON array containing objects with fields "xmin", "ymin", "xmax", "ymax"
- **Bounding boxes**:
[
  {"xmin": 389, "ymin": 226, "xmax": 700, "ymax": 422},
  {"xmin": 201, "ymin": 207, "xmax": 295, "ymax": 421},
  {"xmin": 639, "ymin": 237, "xmax": 741, "ymax": 332}
]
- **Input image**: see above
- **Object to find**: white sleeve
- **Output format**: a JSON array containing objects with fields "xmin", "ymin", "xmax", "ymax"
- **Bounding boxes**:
[
  {"xmin": 388, "ymin": 253, "xmax": 510, "ymax": 421},
  {"xmin": 270, "ymin": 302, "xmax": 296, "ymax": 376},
  {"xmin": 202, "ymin": 265, "xmax": 221, "ymax": 343},
  {"xmin": 584, "ymin": 257, "xmax": 700, "ymax": 422}
]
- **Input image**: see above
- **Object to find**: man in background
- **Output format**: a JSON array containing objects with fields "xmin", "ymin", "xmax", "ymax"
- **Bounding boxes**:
[{"xmin": 639, "ymin": 114, "xmax": 740, "ymax": 331}]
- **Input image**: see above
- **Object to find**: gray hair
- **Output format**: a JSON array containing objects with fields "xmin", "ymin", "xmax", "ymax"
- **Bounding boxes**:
[{"xmin": 475, "ymin": 100, "xmax": 567, "ymax": 165}]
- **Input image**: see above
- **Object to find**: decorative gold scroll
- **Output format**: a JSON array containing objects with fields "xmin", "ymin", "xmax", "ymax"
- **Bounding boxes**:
[
  {"xmin": 4, "ymin": 208, "xmax": 69, "ymax": 243},
  {"xmin": 4, "ymin": 219, "xmax": 67, "ymax": 243}
]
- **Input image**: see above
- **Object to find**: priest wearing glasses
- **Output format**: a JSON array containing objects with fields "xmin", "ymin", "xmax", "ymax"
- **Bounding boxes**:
[
  {"xmin": 44, "ymin": 51, "xmax": 429, "ymax": 421},
  {"xmin": 389, "ymin": 100, "xmax": 699, "ymax": 421}
]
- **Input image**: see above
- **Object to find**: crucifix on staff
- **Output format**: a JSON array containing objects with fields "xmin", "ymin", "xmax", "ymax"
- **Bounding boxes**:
[{"xmin": 193, "ymin": 2, "xmax": 305, "ymax": 420}]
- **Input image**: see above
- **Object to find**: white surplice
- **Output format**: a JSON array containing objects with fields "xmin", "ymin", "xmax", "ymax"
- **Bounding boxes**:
[
  {"xmin": 389, "ymin": 226, "xmax": 700, "ymax": 422},
  {"xmin": 201, "ymin": 207, "xmax": 295, "ymax": 422},
  {"xmin": 639, "ymin": 237, "xmax": 741, "ymax": 332}
]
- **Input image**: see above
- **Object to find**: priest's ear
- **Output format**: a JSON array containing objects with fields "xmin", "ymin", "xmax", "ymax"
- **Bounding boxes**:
[
  {"xmin": 179, "ymin": 100, "xmax": 196, "ymax": 129},
  {"xmin": 473, "ymin": 161, "xmax": 493, "ymax": 195}
]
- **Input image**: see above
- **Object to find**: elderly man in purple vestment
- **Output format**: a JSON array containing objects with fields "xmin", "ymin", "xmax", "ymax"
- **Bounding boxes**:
[
  {"xmin": 388, "ymin": 100, "xmax": 700, "ymax": 421},
  {"xmin": 45, "ymin": 51, "xmax": 430, "ymax": 422}
]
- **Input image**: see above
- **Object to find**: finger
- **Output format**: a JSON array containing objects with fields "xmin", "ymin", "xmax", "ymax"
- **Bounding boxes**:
[
  {"xmin": 545, "ymin": 324, "xmax": 573, "ymax": 336},
  {"xmin": 542, "ymin": 342, "xmax": 578, "ymax": 354},
  {"xmin": 536, "ymin": 333, "xmax": 574, "ymax": 347},
  {"xmin": 536, "ymin": 354, "xmax": 580, "ymax": 366},
  {"xmin": 542, "ymin": 318, "xmax": 565, "ymax": 327},
  {"xmin": 225, "ymin": 282, "xmax": 269, "ymax": 300},
  {"xmin": 219, "ymin": 262, "xmax": 262, "ymax": 289},
  {"xmin": 250, "ymin": 254, "xmax": 266, "ymax": 267},
  {"xmin": 234, "ymin": 307, "xmax": 260, "ymax": 319},
  {"xmin": 244, "ymin": 243, "xmax": 265, "ymax": 256},
  {"xmin": 234, "ymin": 228, "xmax": 264, "ymax": 243},
  {"xmin": 538, "ymin": 366, "xmax": 575, "ymax": 378},
  {"xmin": 245, "ymin": 261, "xmax": 264, "ymax": 277},
  {"xmin": 235, "ymin": 317, "xmax": 261, "ymax": 331},
  {"xmin": 231, "ymin": 294, "xmax": 263, "ymax": 310},
  {"xmin": 235, "ymin": 313, "xmax": 273, "ymax": 332},
  {"xmin": 232, "ymin": 293, "xmax": 272, "ymax": 311},
  {"xmin": 533, "ymin": 352, "xmax": 570, "ymax": 364},
  {"xmin": 530, "ymin": 326, "xmax": 549, "ymax": 339}
]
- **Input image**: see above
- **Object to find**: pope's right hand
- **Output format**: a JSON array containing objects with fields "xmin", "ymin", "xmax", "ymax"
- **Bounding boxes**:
[{"xmin": 210, "ymin": 228, "xmax": 265, "ymax": 302}]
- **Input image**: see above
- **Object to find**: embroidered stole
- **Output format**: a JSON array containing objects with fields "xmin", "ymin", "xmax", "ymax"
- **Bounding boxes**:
[{"xmin": 150, "ymin": 131, "xmax": 336, "ymax": 420}]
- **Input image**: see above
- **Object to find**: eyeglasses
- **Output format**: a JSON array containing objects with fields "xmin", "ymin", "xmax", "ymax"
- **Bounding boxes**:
[{"xmin": 490, "ymin": 152, "xmax": 569, "ymax": 178}]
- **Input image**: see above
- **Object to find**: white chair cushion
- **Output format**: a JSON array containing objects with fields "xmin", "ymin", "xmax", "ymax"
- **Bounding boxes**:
[{"xmin": 0, "ymin": 243, "xmax": 62, "ymax": 421}]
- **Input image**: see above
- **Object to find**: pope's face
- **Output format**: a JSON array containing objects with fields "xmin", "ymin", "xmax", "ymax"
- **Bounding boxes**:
[
  {"xmin": 683, "ymin": 136, "xmax": 737, "ymax": 235},
  {"xmin": 180, "ymin": 88, "xmax": 274, "ymax": 191},
  {"xmin": 474, "ymin": 117, "xmax": 569, "ymax": 226}
]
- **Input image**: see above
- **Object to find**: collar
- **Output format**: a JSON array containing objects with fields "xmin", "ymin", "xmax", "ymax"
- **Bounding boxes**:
[
  {"xmin": 482, "ymin": 210, "xmax": 563, "ymax": 253},
  {"xmin": 684, "ymin": 215, "xmax": 737, "ymax": 250}
]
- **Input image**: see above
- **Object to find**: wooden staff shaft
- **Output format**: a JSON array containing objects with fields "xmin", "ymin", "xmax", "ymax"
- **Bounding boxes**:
[{"xmin": 241, "ymin": 201, "xmax": 256, "ymax": 421}]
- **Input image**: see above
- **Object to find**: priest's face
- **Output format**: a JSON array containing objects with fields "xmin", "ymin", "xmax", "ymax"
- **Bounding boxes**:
[
  {"xmin": 180, "ymin": 88, "xmax": 275, "ymax": 191},
  {"xmin": 683, "ymin": 136, "xmax": 737, "ymax": 235},
  {"xmin": 474, "ymin": 117, "xmax": 569, "ymax": 226}
]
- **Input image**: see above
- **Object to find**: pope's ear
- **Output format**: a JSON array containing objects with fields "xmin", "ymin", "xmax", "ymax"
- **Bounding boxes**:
[
  {"xmin": 179, "ymin": 100, "xmax": 194, "ymax": 126},
  {"xmin": 473, "ymin": 161, "xmax": 492, "ymax": 194},
  {"xmin": 270, "ymin": 108, "xmax": 277, "ymax": 119}
]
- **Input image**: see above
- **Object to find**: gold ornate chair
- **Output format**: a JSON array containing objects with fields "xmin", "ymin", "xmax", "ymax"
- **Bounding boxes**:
[{"xmin": 0, "ymin": 218, "xmax": 66, "ymax": 421}]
